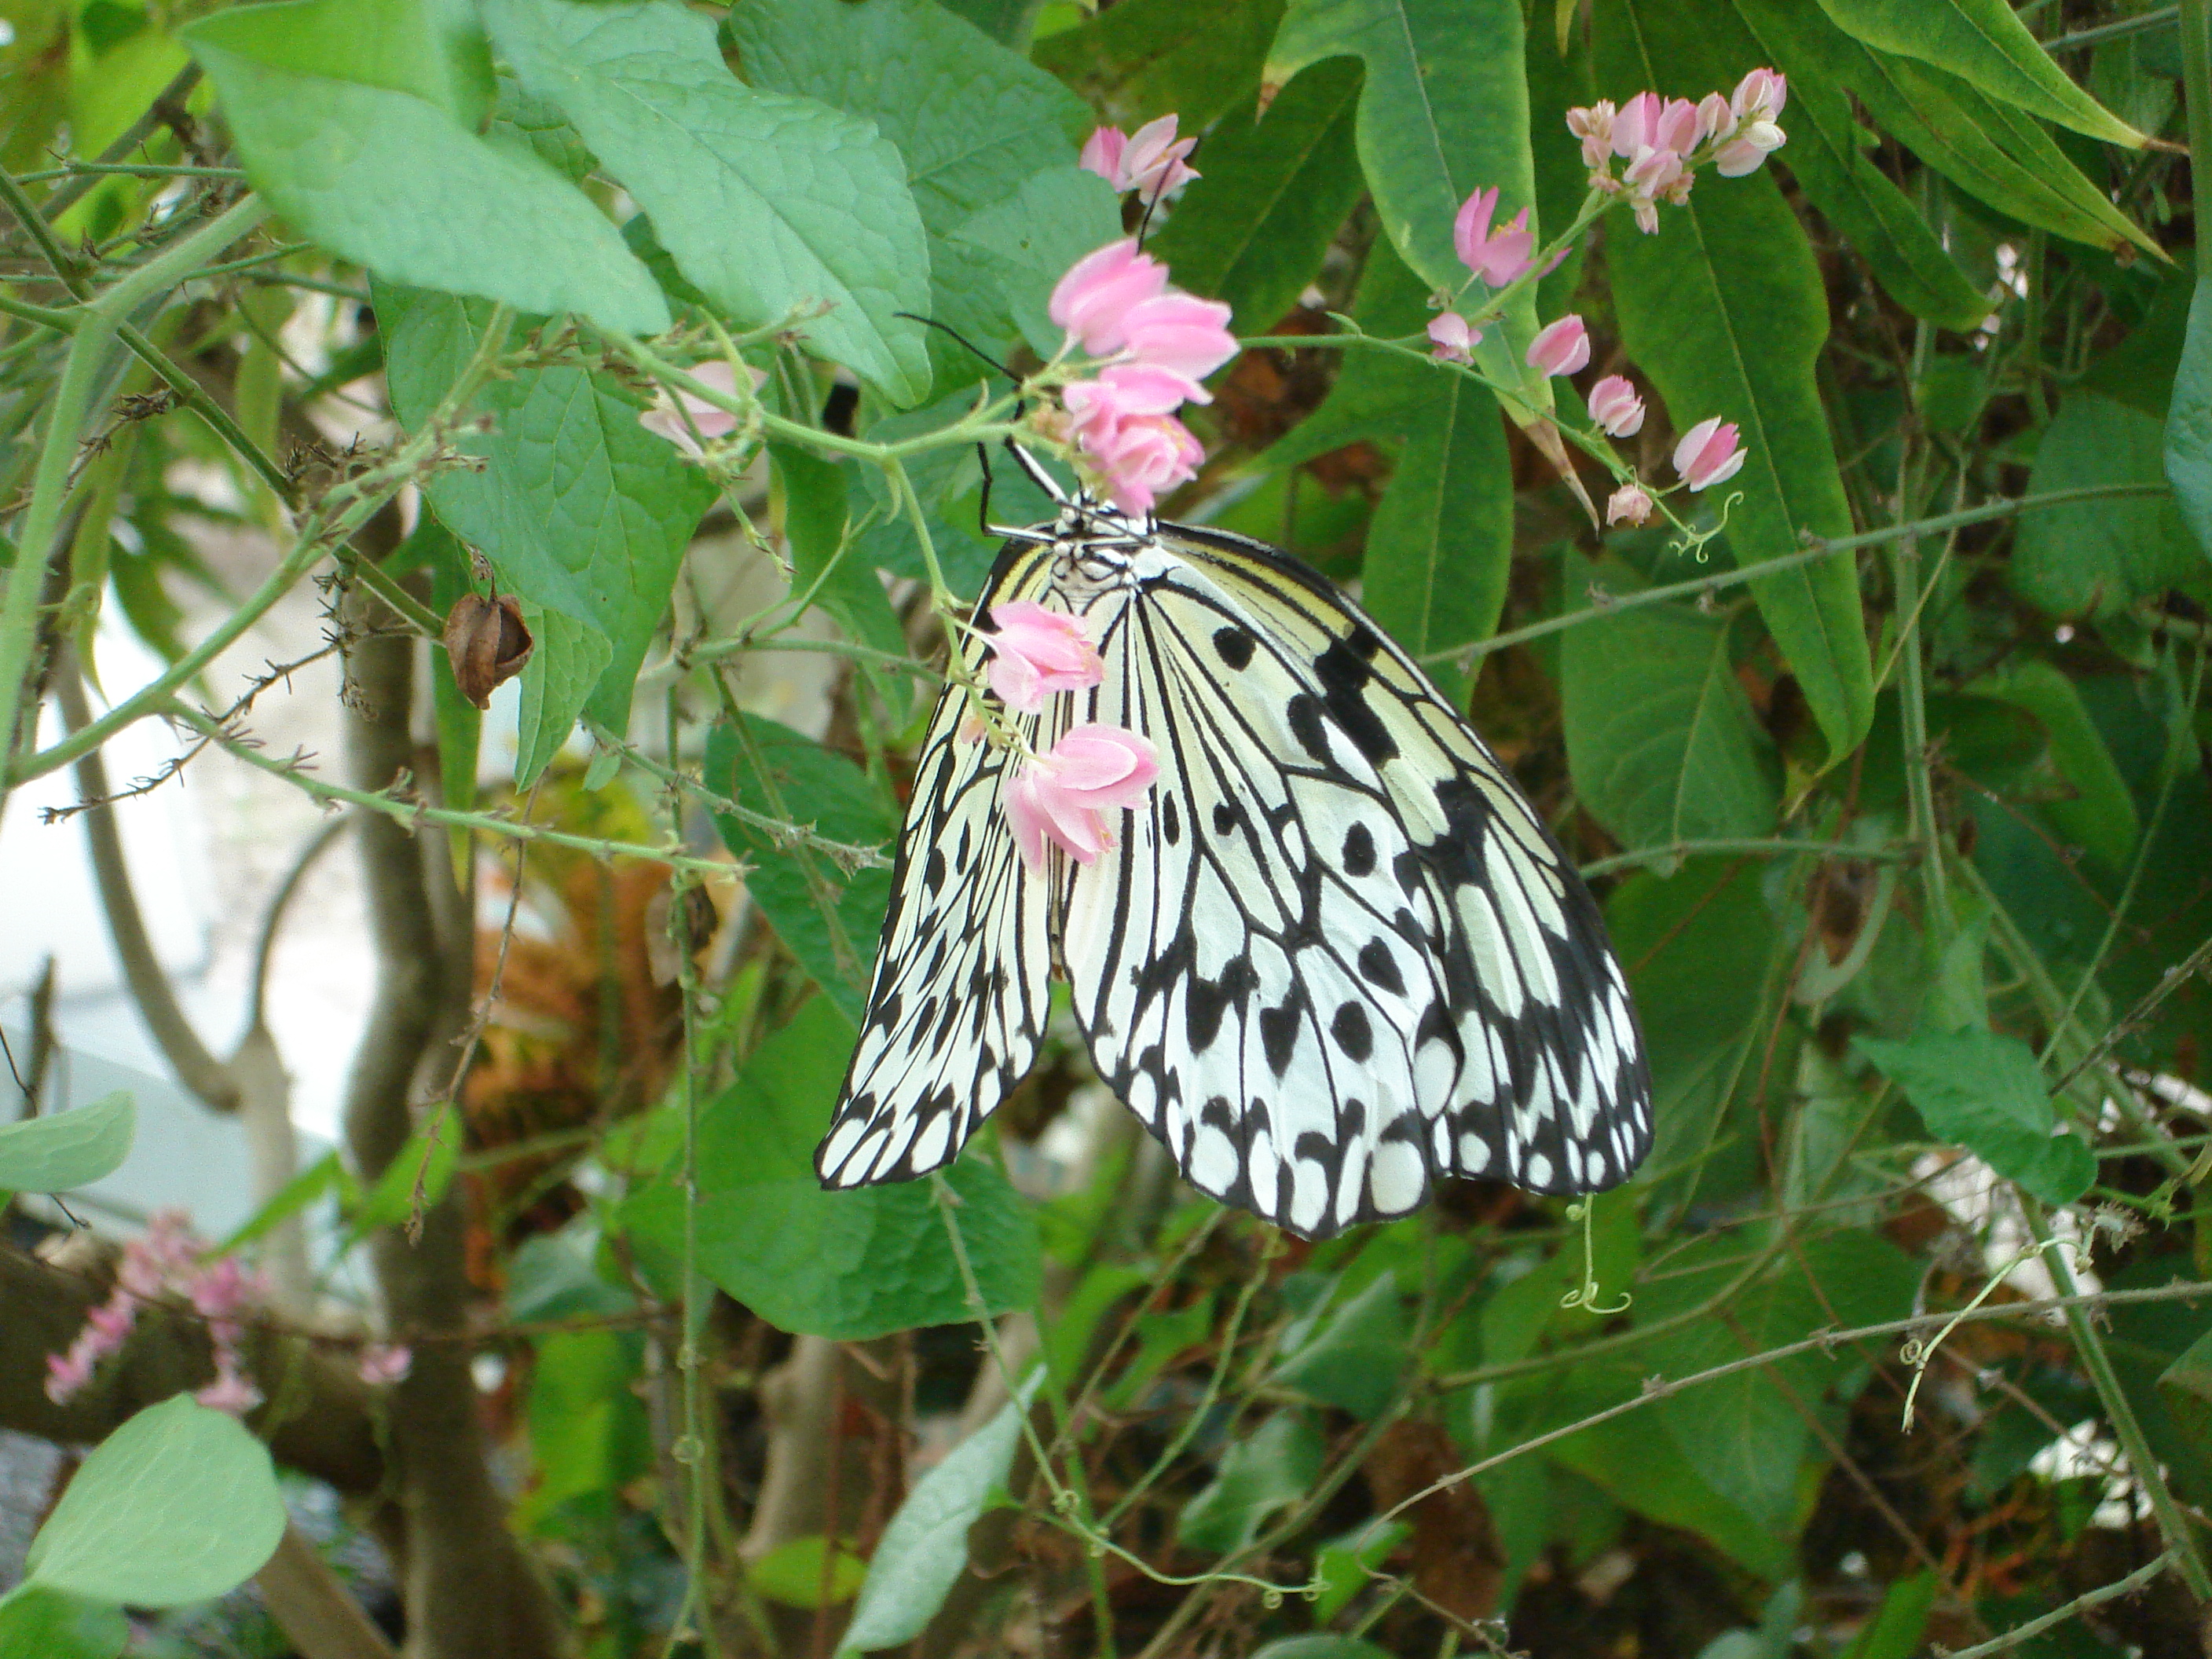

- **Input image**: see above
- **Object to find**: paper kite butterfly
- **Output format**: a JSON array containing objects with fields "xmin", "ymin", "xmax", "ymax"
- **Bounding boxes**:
[{"xmin": 814, "ymin": 467, "xmax": 1653, "ymax": 1239}]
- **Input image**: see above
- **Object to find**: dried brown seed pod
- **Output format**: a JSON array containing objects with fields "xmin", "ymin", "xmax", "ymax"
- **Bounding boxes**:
[{"xmin": 442, "ymin": 591, "xmax": 533, "ymax": 709}]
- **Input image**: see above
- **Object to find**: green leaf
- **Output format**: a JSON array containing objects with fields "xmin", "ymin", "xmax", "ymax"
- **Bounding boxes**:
[
  {"xmin": 181, "ymin": 0, "xmax": 665, "ymax": 334},
  {"xmin": 950, "ymin": 165, "xmax": 1126, "ymax": 358},
  {"xmin": 484, "ymin": 0, "xmax": 932, "ymax": 403},
  {"xmin": 1599, "ymin": 0, "xmax": 1873, "ymax": 768},
  {"xmin": 522, "ymin": 1330, "xmax": 648, "ymax": 1522},
  {"xmin": 1308, "ymin": 1522, "xmax": 1408, "ymax": 1625},
  {"xmin": 1148, "ymin": 60, "xmax": 1364, "ymax": 334},
  {"xmin": 25, "ymin": 1397, "xmax": 285, "ymax": 1607},
  {"xmin": 1034, "ymin": 0, "xmax": 1284, "ymax": 130},
  {"xmin": 1854, "ymin": 1027, "xmax": 2096, "ymax": 1204},
  {"xmin": 1266, "ymin": 0, "xmax": 1545, "ymax": 402},
  {"xmin": 1694, "ymin": 0, "xmax": 1987, "ymax": 331},
  {"xmin": 2014, "ymin": 392, "xmax": 2206, "ymax": 617},
  {"xmin": 1562, "ymin": 569, "xmax": 1778, "ymax": 851},
  {"xmin": 0, "ymin": 1092, "xmax": 133, "ymax": 1195},
  {"xmin": 377, "ymin": 285, "xmax": 715, "ymax": 749},
  {"xmin": 2166, "ymin": 276, "xmax": 2212, "ymax": 562},
  {"xmin": 351, "ymin": 1104, "xmax": 460, "ymax": 1232},
  {"xmin": 837, "ymin": 1373, "xmax": 1038, "ymax": 1653},
  {"xmin": 0, "ymin": 1587, "xmax": 127, "ymax": 1659},
  {"xmin": 1840, "ymin": 1572, "xmax": 1938, "ymax": 1659},
  {"xmin": 1251, "ymin": 1642, "xmax": 1397, "ymax": 1659},
  {"xmin": 1176, "ymin": 1411, "xmax": 1324, "ymax": 1554},
  {"xmin": 1972, "ymin": 658, "xmax": 2139, "ymax": 874},
  {"xmin": 706, "ymin": 715, "xmax": 897, "ymax": 1023},
  {"xmin": 211, "ymin": 1148, "xmax": 343, "ymax": 1258},
  {"xmin": 771, "ymin": 444, "xmax": 912, "ymax": 723},
  {"xmin": 1814, "ymin": 0, "xmax": 2147, "ymax": 148},
  {"xmin": 725, "ymin": 0, "xmax": 1089, "ymax": 236},
  {"xmin": 1733, "ymin": 0, "xmax": 2159, "ymax": 259},
  {"xmin": 753, "ymin": 1535, "xmax": 868, "ymax": 1609},
  {"xmin": 1272, "ymin": 1272, "xmax": 1410, "ymax": 1419},
  {"xmin": 622, "ymin": 1000, "xmax": 1040, "ymax": 1339}
]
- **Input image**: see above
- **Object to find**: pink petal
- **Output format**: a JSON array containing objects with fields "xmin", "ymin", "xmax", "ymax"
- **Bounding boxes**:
[
  {"xmin": 1079, "ymin": 126, "xmax": 1129, "ymax": 186},
  {"xmin": 1119, "ymin": 292, "xmax": 1237, "ymax": 386},
  {"xmin": 1049, "ymin": 240, "xmax": 1170, "ymax": 357}
]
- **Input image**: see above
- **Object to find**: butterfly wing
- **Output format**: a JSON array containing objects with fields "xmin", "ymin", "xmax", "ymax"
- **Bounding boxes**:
[
  {"xmin": 1057, "ymin": 524, "xmax": 1652, "ymax": 1239},
  {"xmin": 815, "ymin": 545, "xmax": 1064, "ymax": 1188}
]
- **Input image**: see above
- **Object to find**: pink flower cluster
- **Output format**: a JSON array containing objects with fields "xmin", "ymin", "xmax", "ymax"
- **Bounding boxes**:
[
  {"xmin": 1079, "ymin": 115, "xmax": 1199, "ymax": 203},
  {"xmin": 45, "ymin": 1210, "xmax": 270, "ymax": 1415},
  {"xmin": 1569, "ymin": 70, "xmax": 1788, "ymax": 233},
  {"xmin": 1046, "ymin": 239, "xmax": 1236, "ymax": 514},
  {"xmin": 965, "ymin": 603, "xmax": 1156, "ymax": 873}
]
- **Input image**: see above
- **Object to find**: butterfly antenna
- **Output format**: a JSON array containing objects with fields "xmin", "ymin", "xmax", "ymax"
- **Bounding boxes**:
[{"xmin": 892, "ymin": 311, "xmax": 1016, "ymax": 382}]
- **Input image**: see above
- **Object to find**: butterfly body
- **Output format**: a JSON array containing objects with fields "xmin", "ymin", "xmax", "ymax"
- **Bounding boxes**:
[{"xmin": 817, "ymin": 500, "xmax": 1653, "ymax": 1239}]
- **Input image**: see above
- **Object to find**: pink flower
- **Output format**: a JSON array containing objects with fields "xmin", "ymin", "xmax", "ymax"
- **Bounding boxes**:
[
  {"xmin": 982, "ymin": 599, "xmax": 1103, "ymax": 712},
  {"xmin": 86, "ymin": 1299, "xmax": 135, "ymax": 1343},
  {"xmin": 1654, "ymin": 97, "xmax": 1704, "ymax": 156},
  {"xmin": 1427, "ymin": 313, "xmax": 1478, "ymax": 365},
  {"xmin": 45, "ymin": 1344, "xmax": 95, "ymax": 1404},
  {"xmin": 1732, "ymin": 68, "xmax": 1788, "ymax": 126},
  {"xmin": 638, "ymin": 360, "xmax": 764, "ymax": 457},
  {"xmin": 1588, "ymin": 374, "xmax": 1645, "ymax": 437},
  {"xmin": 1612, "ymin": 92, "xmax": 1664, "ymax": 159},
  {"xmin": 1674, "ymin": 416, "xmax": 1747, "ymax": 490},
  {"xmin": 1622, "ymin": 147, "xmax": 1689, "ymax": 233},
  {"xmin": 1566, "ymin": 101, "xmax": 1616, "ymax": 173},
  {"xmin": 1061, "ymin": 368, "xmax": 1207, "ymax": 514},
  {"xmin": 196, "ymin": 1361, "xmax": 262, "ymax": 1417},
  {"xmin": 1005, "ymin": 725, "xmax": 1159, "ymax": 873},
  {"xmin": 1606, "ymin": 483, "xmax": 1655, "ymax": 526},
  {"xmin": 1452, "ymin": 187, "xmax": 1535, "ymax": 287},
  {"xmin": 359, "ymin": 1344, "xmax": 412, "ymax": 1387},
  {"xmin": 1697, "ymin": 92, "xmax": 1734, "ymax": 144},
  {"xmin": 1526, "ymin": 315, "xmax": 1591, "ymax": 378},
  {"xmin": 1118, "ymin": 291, "xmax": 1236, "ymax": 389},
  {"xmin": 1049, "ymin": 240, "xmax": 1171, "ymax": 359},
  {"xmin": 1079, "ymin": 115, "xmax": 1200, "ymax": 200}
]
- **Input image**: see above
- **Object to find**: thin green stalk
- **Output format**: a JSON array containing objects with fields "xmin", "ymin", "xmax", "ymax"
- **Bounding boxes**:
[
  {"xmin": 0, "ymin": 291, "xmax": 77, "ymax": 331},
  {"xmin": 1425, "ymin": 484, "xmax": 2167, "ymax": 666},
  {"xmin": 2023, "ymin": 1203, "xmax": 2212, "ymax": 1600},
  {"xmin": 32, "ymin": 64, "xmax": 203, "ymax": 221},
  {"xmin": 1892, "ymin": 316, "xmax": 1949, "ymax": 944},
  {"xmin": 1943, "ymin": 1554, "xmax": 2173, "ymax": 1659},
  {"xmin": 1577, "ymin": 837, "xmax": 1915, "ymax": 878}
]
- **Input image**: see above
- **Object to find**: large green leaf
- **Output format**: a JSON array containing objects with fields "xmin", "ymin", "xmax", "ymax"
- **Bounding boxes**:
[
  {"xmin": 181, "ymin": 0, "xmax": 665, "ymax": 333},
  {"xmin": 950, "ymin": 166, "xmax": 1126, "ymax": 359},
  {"xmin": 621, "ymin": 999, "xmax": 1040, "ymax": 1339},
  {"xmin": 1733, "ymin": 0, "xmax": 2159, "ymax": 259},
  {"xmin": 1815, "ymin": 0, "xmax": 2147, "ymax": 148},
  {"xmin": 1176, "ymin": 1412, "xmax": 1324, "ymax": 1554},
  {"xmin": 0, "ymin": 1588, "xmax": 126, "ymax": 1659},
  {"xmin": 1562, "ymin": 566, "xmax": 1779, "ymax": 851},
  {"xmin": 485, "ymin": 0, "xmax": 932, "ymax": 403},
  {"xmin": 1972, "ymin": 657, "xmax": 2139, "ymax": 874},
  {"xmin": 1694, "ymin": 0, "xmax": 1987, "ymax": 331},
  {"xmin": 1266, "ymin": 0, "xmax": 1545, "ymax": 403},
  {"xmin": 2166, "ymin": 276, "xmax": 2212, "ymax": 561},
  {"xmin": 1597, "ymin": 0, "xmax": 1873, "ymax": 767},
  {"xmin": 837, "ymin": 1373, "xmax": 1038, "ymax": 1654},
  {"xmin": 0, "ymin": 1092, "xmax": 133, "ymax": 1195},
  {"xmin": 1034, "ymin": 0, "xmax": 1284, "ymax": 129},
  {"xmin": 2013, "ymin": 391, "xmax": 2207, "ymax": 617},
  {"xmin": 24, "ymin": 1397, "xmax": 285, "ymax": 1607},
  {"xmin": 377, "ymin": 285, "xmax": 716, "ymax": 757},
  {"xmin": 1148, "ymin": 60, "xmax": 1365, "ymax": 334},
  {"xmin": 706, "ymin": 715, "xmax": 898, "ymax": 1024},
  {"xmin": 1855, "ymin": 1027, "xmax": 2096, "ymax": 1204}
]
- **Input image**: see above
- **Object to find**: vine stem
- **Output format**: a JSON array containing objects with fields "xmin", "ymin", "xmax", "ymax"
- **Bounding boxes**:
[
  {"xmin": 0, "ymin": 193, "xmax": 270, "ymax": 782},
  {"xmin": 2021, "ymin": 1203, "xmax": 2212, "ymax": 1601},
  {"xmin": 1937, "ymin": 1551, "xmax": 2173, "ymax": 1659}
]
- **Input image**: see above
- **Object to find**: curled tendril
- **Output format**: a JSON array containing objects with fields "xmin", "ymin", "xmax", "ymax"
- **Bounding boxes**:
[
  {"xmin": 1558, "ymin": 1199, "xmax": 1634, "ymax": 1317},
  {"xmin": 1262, "ymin": 1590, "xmax": 1283, "ymax": 1610}
]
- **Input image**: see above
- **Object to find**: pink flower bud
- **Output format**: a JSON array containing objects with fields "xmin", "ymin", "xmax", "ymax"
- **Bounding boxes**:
[
  {"xmin": 46, "ymin": 1345, "xmax": 95, "ymax": 1404},
  {"xmin": 1118, "ymin": 290, "xmax": 1237, "ymax": 387},
  {"xmin": 1697, "ymin": 92, "xmax": 1735, "ymax": 145},
  {"xmin": 1731, "ymin": 68, "xmax": 1787, "ymax": 126},
  {"xmin": 1606, "ymin": 483, "xmax": 1655, "ymax": 526},
  {"xmin": 196, "ymin": 1361, "xmax": 262, "ymax": 1417},
  {"xmin": 1452, "ymin": 187, "xmax": 1535, "ymax": 287},
  {"xmin": 1526, "ymin": 314, "xmax": 1591, "ymax": 378},
  {"xmin": 1049, "ymin": 240, "xmax": 1171, "ymax": 359},
  {"xmin": 1673, "ymin": 416, "xmax": 1747, "ymax": 490},
  {"xmin": 1006, "ymin": 725, "xmax": 1160, "ymax": 873},
  {"xmin": 981, "ymin": 599, "xmax": 1104, "ymax": 712},
  {"xmin": 1713, "ymin": 123, "xmax": 1786, "ymax": 178},
  {"xmin": 359, "ymin": 1344, "xmax": 412, "ymax": 1387},
  {"xmin": 1427, "ymin": 313, "xmax": 1478, "ymax": 365},
  {"xmin": 1566, "ymin": 101, "xmax": 1616, "ymax": 173},
  {"xmin": 638, "ymin": 360, "xmax": 765, "ymax": 457},
  {"xmin": 1588, "ymin": 374, "xmax": 1646, "ymax": 437}
]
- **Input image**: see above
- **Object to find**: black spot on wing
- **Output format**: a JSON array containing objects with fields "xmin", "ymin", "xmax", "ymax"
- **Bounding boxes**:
[
  {"xmin": 1357, "ymin": 939, "xmax": 1404, "ymax": 995},
  {"xmin": 1342, "ymin": 822, "xmax": 1375, "ymax": 877},
  {"xmin": 1213, "ymin": 625, "xmax": 1255, "ymax": 669},
  {"xmin": 1259, "ymin": 982, "xmax": 1309, "ymax": 1078},
  {"xmin": 1315, "ymin": 638, "xmax": 1397, "ymax": 764},
  {"xmin": 1331, "ymin": 1001, "xmax": 1373, "ymax": 1061}
]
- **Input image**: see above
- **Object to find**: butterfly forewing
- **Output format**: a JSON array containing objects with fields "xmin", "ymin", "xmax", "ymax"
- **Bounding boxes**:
[{"xmin": 817, "ymin": 513, "xmax": 1653, "ymax": 1238}]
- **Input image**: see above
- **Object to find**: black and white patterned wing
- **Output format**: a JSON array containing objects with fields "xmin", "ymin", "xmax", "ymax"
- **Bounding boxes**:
[
  {"xmin": 1056, "ymin": 524, "xmax": 1651, "ymax": 1239},
  {"xmin": 815, "ymin": 548, "xmax": 1063, "ymax": 1187}
]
